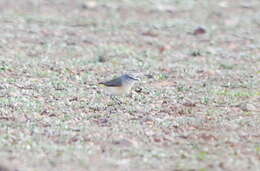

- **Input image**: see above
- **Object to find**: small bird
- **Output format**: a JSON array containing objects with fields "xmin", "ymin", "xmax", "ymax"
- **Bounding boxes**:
[{"xmin": 99, "ymin": 74, "xmax": 139, "ymax": 96}]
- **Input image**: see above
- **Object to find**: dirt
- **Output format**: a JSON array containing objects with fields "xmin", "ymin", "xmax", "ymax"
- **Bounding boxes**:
[{"xmin": 0, "ymin": 0, "xmax": 259, "ymax": 170}]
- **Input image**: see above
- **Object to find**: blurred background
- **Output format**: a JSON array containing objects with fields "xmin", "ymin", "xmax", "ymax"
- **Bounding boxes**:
[{"xmin": 0, "ymin": 0, "xmax": 259, "ymax": 171}]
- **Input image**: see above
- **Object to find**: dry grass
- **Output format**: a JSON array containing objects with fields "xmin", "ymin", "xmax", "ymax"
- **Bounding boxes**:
[{"xmin": 0, "ymin": 0, "xmax": 259, "ymax": 170}]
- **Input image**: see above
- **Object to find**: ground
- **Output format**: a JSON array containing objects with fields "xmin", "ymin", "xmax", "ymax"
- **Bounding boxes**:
[{"xmin": 0, "ymin": 0, "xmax": 259, "ymax": 171}]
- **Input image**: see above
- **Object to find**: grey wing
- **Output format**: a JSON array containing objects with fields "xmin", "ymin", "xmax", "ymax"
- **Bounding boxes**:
[{"xmin": 100, "ymin": 77, "xmax": 122, "ymax": 87}]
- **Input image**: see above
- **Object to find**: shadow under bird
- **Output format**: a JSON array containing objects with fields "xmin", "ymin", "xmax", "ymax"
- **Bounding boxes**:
[{"xmin": 99, "ymin": 74, "xmax": 139, "ymax": 96}]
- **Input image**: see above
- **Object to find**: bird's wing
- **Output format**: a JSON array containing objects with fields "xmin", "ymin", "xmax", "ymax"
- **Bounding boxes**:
[{"xmin": 99, "ymin": 77, "xmax": 122, "ymax": 87}]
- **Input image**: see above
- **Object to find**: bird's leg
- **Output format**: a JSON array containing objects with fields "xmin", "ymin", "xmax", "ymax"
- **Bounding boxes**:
[
  {"xmin": 127, "ymin": 92, "xmax": 133, "ymax": 98},
  {"xmin": 110, "ymin": 95, "xmax": 122, "ymax": 105}
]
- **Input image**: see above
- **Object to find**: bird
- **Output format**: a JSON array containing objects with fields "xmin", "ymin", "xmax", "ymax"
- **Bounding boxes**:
[{"xmin": 99, "ymin": 74, "xmax": 139, "ymax": 96}]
